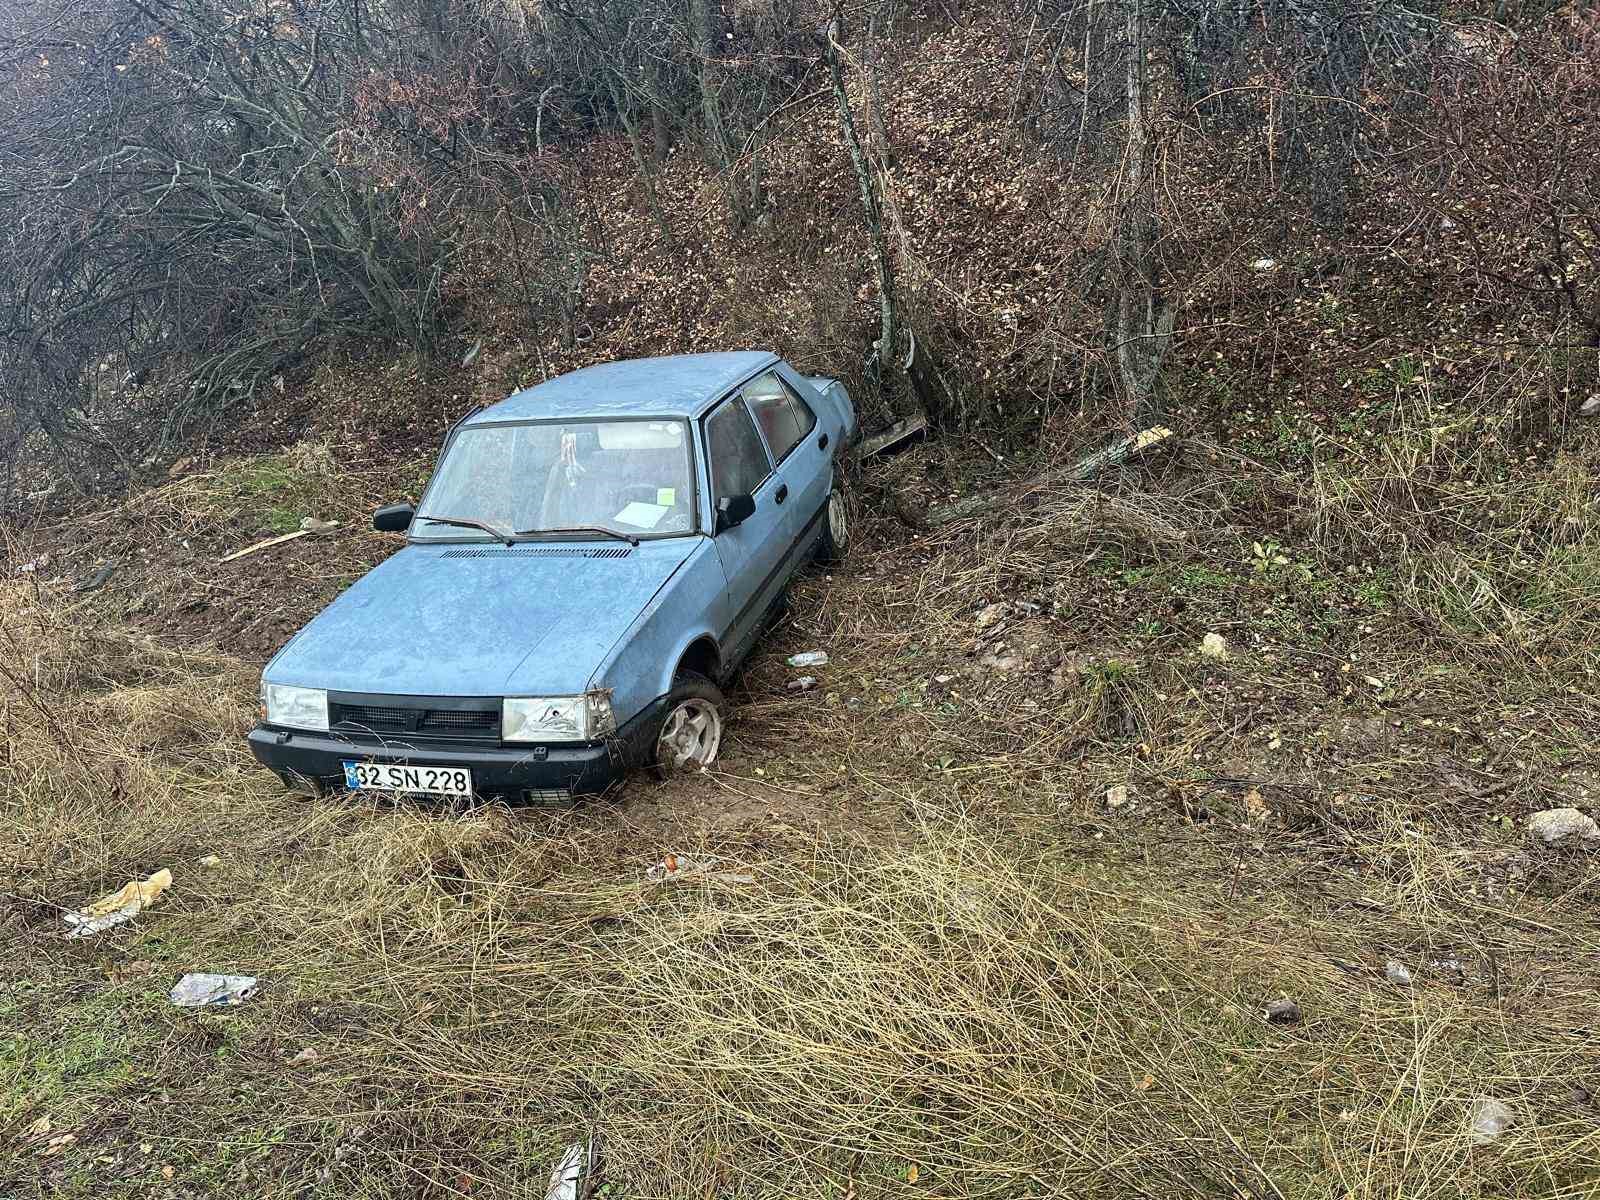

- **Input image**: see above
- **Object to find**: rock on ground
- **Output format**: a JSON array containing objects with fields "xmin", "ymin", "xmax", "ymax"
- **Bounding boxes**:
[
  {"xmin": 1527, "ymin": 808, "xmax": 1600, "ymax": 846},
  {"xmin": 1264, "ymin": 997, "xmax": 1301, "ymax": 1024}
]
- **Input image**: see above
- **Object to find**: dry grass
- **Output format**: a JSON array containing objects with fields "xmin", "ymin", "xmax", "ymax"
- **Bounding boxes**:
[
  {"xmin": 9, "ymin": 367, "xmax": 1600, "ymax": 1197},
  {"xmin": 6, "ymin": 472, "xmax": 1600, "ymax": 1200}
]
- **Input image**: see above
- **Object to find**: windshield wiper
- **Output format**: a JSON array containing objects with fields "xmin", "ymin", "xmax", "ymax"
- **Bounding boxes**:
[
  {"xmin": 518, "ymin": 524, "xmax": 640, "ymax": 547},
  {"xmin": 416, "ymin": 513, "xmax": 515, "ymax": 546}
]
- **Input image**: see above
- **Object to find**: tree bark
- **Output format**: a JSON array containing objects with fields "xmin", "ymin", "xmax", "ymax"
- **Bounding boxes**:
[
  {"xmin": 1112, "ymin": 0, "xmax": 1173, "ymax": 429},
  {"xmin": 826, "ymin": 13, "xmax": 899, "ymax": 410}
]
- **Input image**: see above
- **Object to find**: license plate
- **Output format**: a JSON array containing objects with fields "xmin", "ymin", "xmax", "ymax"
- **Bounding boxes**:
[{"xmin": 342, "ymin": 761, "xmax": 473, "ymax": 797}]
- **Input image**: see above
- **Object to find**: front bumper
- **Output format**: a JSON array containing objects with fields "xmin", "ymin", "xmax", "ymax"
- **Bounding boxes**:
[{"xmin": 247, "ymin": 698, "xmax": 665, "ymax": 799}]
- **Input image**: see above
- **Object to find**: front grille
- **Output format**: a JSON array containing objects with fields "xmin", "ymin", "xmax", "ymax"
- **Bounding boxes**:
[
  {"xmin": 339, "ymin": 704, "xmax": 410, "ymax": 729},
  {"xmin": 331, "ymin": 699, "xmax": 500, "ymax": 742},
  {"xmin": 420, "ymin": 710, "xmax": 497, "ymax": 733},
  {"xmin": 441, "ymin": 546, "xmax": 633, "ymax": 560}
]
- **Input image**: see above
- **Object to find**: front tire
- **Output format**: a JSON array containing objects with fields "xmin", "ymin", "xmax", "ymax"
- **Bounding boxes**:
[
  {"xmin": 652, "ymin": 672, "xmax": 725, "ymax": 776},
  {"xmin": 815, "ymin": 485, "xmax": 849, "ymax": 565}
]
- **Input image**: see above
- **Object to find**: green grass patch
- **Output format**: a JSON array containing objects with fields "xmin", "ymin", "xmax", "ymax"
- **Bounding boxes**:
[{"xmin": 0, "ymin": 989, "xmax": 143, "ymax": 1122}]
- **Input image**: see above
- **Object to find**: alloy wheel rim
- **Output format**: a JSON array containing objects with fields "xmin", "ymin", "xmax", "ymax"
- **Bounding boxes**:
[{"xmin": 658, "ymin": 698, "xmax": 722, "ymax": 771}]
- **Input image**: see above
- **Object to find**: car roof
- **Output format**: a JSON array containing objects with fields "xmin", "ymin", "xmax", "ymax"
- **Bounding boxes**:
[{"xmin": 466, "ymin": 351, "xmax": 780, "ymax": 425}]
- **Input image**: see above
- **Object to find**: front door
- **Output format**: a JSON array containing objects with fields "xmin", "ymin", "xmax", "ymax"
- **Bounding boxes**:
[{"xmin": 702, "ymin": 394, "xmax": 786, "ymax": 658}]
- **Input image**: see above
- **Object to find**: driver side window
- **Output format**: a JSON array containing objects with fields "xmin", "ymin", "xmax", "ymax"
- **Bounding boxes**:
[{"xmin": 705, "ymin": 398, "xmax": 771, "ymax": 500}]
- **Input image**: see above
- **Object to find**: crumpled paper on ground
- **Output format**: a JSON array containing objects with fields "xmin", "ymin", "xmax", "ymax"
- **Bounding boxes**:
[
  {"xmin": 169, "ymin": 973, "xmax": 261, "ymax": 1007},
  {"xmin": 64, "ymin": 869, "xmax": 172, "ymax": 937}
]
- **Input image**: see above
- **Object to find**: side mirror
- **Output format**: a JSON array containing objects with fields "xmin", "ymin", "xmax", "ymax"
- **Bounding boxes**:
[
  {"xmin": 373, "ymin": 503, "xmax": 416, "ymax": 533},
  {"xmin": 715, "ymin": 494, "xmax": 756, "ymax": 533}
]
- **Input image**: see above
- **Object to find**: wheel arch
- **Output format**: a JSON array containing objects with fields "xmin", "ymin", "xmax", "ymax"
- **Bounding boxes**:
[{"xmin": 674, "ymin": 635, "xmax": 722, "ymax": 686}]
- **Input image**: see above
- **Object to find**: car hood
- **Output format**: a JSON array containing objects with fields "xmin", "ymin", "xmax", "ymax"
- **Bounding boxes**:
[{"xmin": 266, "ymin": 540, "xmax": 697, "ymax": 696}]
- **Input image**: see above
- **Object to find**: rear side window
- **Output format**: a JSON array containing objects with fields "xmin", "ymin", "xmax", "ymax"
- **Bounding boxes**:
[
  {"xmin": 705, "ymin": 398, "xmax": 771, "ymax": 498},
  {"xmin": 742, "ymin": 371, "xmax": 816, "ymax": 464}
]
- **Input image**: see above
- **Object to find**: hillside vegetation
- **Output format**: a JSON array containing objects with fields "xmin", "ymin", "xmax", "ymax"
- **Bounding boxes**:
[{"xmin": 5, "ymin": 1, "xmax": 1600, "ymax": 1198}]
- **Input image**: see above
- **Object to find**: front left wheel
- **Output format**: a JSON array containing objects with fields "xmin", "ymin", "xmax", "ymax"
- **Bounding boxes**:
[{"xmin": 653, "ymin": 672, "xmax": 725, "ymax": 775}]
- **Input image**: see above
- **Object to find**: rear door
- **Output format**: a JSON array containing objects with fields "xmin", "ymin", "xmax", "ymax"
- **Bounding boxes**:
[
  {"xmin": 741, "ymin": 368, "xmax": 829, "ymax": 550},
  {"xmin": 702, "ymin": 394, "xmax": 786, "ymax": 658}
]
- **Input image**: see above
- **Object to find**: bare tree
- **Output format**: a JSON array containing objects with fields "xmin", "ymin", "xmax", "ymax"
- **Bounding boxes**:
[
  {"xmin": 1111, "ymin": 0, "xmax": 1174, "ymax": 428},
  {"xmin": 825, "ymin": 11, "xmax": 900, "ymax": 411},
  {"xmin": 1007, "ymin": 0, "xmax": 1449, "ymax": 429}
]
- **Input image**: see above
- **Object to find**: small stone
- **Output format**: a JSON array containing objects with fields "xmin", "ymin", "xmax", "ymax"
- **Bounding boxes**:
[
  {"xmin": 1200, "ymin": 632, "xmax": 1229, "ymax": 660},
  {"xmin": 1104, "ymin": 784, "xmax": 1129, "ymax": 810},
  {"xmin": 1467, "ymin": 1098, "xmax": 1516, "ymax": 1145},
  {"xmin": 974, "ymin": 602, "xmax": 1009, "ymax": 631},
  {"xmin": 1264, "ymin": 997, "xmax": 1301, "ymax": 1025},
  {"xmin": 1527, "ymin": 808, "xmax": 1600, "ymax": 846},
  {"xmin": 980, "ymin": 653, "xmax": 1022, "ymax": 673},
  {"xmin": 1384, "ymin": 959, "xmax": 1412, "ymax": 987},
  {"xmin": 300, "ymin": 517, "xmax": 339, "ymax": 535}
]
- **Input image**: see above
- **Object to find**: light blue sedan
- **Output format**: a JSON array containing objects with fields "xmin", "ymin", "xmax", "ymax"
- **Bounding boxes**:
[{"xmin": 248, "ymin": 351, "xmax": 857, "ymax": 799}]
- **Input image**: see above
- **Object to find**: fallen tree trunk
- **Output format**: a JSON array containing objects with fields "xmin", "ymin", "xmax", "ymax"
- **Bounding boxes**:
[
  {"xmin": 855, "ymin": 414, "xmax": 928, "ymax": 463},
  {"xmin": 926, "ymin": 425, "xmax": 1172, "ymax": 527}
]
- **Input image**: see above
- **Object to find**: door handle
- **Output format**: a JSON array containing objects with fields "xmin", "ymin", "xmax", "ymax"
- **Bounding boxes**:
[
  {"xmin": 819, "ymin": 432, "xmax": 829, "ymax": 450},
  {"xmin": 775, "ymin": 484, "xmax": 789, "ymax": 504}
]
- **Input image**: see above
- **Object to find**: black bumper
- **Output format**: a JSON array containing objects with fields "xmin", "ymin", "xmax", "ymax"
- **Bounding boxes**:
[{"xmin": 247, "ymin": 699, "xmax": 665, "ymax": 799}]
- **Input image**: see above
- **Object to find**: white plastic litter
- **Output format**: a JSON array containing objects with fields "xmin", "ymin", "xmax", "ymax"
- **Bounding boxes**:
[
  {"xmin": 547, "ymin": 1140, "xmax": 597, "ymax": 1200},
  {"xmin": 787, "ymin": 676, "xmax": 817, "ymax": 692},
  {"xmin": 169, "ymin": 973, "xmax": 260, "ymax": 1007},
  {"xmin": 645, "ymin": 854, "xmax": 755, "ymax": 886},
  {"xmin": 1468, "ymin": 1098, "xmax": 1516, "ymax": 1145},
  {"xmin": 787, "ymin": 651, "xmax": 829, "ymax": 669}
]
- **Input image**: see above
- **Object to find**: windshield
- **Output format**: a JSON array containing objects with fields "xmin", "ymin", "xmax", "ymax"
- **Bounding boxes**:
[{"xmin": 415, "ymin": 419, "xmax": 697, "ymax": 540}]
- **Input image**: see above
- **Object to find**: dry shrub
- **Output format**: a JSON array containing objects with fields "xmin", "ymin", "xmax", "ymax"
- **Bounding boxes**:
[
  {"xmin": 284, "ymin": 438, "xmax": 339, "ymax": 478},
  {"xmin": 96, "ymin": 680, "xmax": 250, "ymax": 752},
  {"xmin": 919, "ymin": 483, "xmax": 1215, "ymax": 612}
]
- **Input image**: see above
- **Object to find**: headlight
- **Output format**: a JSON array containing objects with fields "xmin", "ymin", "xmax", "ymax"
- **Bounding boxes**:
[
  {"xmin": 503, "ymin": 692, "xmax": 615, "ymax": 744},
  {"xmin": 262, "ymin": 683, "xmax": 329, "ymax": 732}
]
